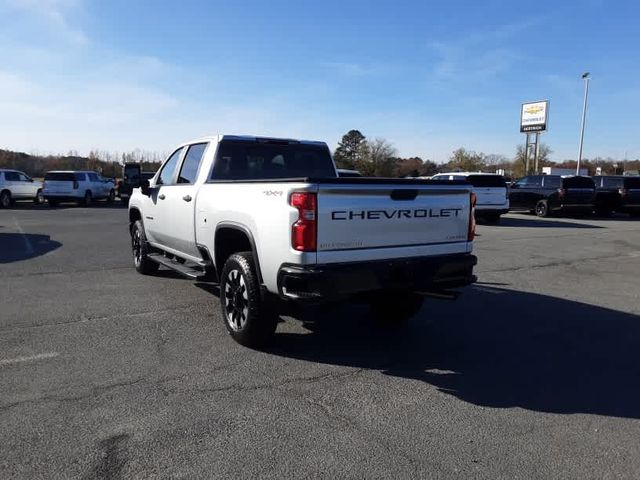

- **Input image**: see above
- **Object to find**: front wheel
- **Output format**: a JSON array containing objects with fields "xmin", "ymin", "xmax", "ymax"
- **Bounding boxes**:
[
  {"xmin": 535, "ymin": 200, "xmax": 550, "ymax": 217},
  {"xmin": 34, "ymin": 189, "xmax": 44, "ymax": 204},
  {"xmin": 220, "ymin": 252, "xmax": 278, "ymax": 348},
  {"xmin": 131, "ymin": 220, "xmax": 159, "ymax": 275},
  {"xmin": 106, "ymin": 189, "xmax": 115, "ymax": 204},
  {"xmin": 368, "ymin": 291, "xmax": 424, "ymax": 326}
]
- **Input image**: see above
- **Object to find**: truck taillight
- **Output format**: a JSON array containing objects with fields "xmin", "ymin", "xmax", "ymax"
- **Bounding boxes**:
[
  {"xmin": 468, "ymin": 192, "xmax": 476, "ymax": 241},
  {"xmin": 73, "ymin": 180, "xmax": 79, "ymax": 189},
  {"xmin": 557, "ymin": 188, "xmax": 566, "ymax": 197},
  {"xmin": 290, "ymin": 192, "xmax": 317, "ymax": 252}
]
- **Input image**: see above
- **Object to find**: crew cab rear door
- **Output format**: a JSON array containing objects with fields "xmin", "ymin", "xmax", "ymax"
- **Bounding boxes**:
[
  {"xmin": 315, "ymin": 180, "xmax": 472, "ymax": 259},
  {"xmin": 151, "ymin": 143, "xmax": 208, "ymax": 258}
]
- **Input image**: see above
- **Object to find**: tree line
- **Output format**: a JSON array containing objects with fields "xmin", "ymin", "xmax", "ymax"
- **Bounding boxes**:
[
  {"xmin": 0, "ymin": 149, "xmax": 164, "ymax": 179},
  {"xmin": 334, "ymin": 129, "xmax": 640, "ymax": 178},
  {"xmin": 2, "ymin": 132, "xmax": 638, "ymax": 179}
]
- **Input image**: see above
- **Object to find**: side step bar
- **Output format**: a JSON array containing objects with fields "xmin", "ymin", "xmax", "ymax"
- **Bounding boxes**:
[{"xmin": 147, "ymin": 253, "xmax": 207, "ymax": 279}]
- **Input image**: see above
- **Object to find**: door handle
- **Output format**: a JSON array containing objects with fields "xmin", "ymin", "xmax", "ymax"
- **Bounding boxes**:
[
  {"xmin": 159, "ymin": 194, "xmax": 166, "ymax": 200},
  {"xmin": 183, "ymin": 195, "xmax": 192, "ymax": 202}
]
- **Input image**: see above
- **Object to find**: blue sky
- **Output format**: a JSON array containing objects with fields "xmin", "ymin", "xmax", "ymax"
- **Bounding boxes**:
[{"xmin": 0, "ymin": 0, "xmax": 638, "ymax": 162}]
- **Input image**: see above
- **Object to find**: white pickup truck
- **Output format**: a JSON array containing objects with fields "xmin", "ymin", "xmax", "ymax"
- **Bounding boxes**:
[{"xmin": 128, "ymin": 135, "xmax": 477, "ymax": 347}]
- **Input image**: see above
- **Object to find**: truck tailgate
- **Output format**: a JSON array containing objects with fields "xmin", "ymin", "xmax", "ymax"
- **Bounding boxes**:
[{"xmin": 316, "ymin": 182, "xmax": 471, "ymax": 253}]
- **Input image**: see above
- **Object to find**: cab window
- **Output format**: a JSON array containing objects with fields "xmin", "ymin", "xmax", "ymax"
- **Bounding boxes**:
[
  {"xmin": 178, "ymin": 143, "xmax": 207, "ymax": 184},
  {"xmin": 157, "ymin": 148, "xmax": 183, "ymax": 185}
]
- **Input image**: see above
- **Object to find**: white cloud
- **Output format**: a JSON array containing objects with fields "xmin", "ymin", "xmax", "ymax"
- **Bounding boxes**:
[{"xmin": 1, "ymin": 0, "xmax": 88, "ymax": 45}]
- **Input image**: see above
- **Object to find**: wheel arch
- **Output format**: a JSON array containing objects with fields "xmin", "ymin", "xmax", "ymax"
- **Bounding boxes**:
[
  {"xmin": 129, "ymin": 207, "xmax": 142, "ymax": 233},
  {"xmin": 214, "ymin": 223, "xmax": 263, "ymax": 283}
]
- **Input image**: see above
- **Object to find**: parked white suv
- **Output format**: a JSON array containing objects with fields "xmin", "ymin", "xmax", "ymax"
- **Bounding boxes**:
[
  {"xmin": 0, "ymin": 169, "xmax": 44, "ymax": 208},
  {"xmin": 43, "ymin": 171, "xmax": 116, "ymax": 206},
  {"xmin": 431, "ymin": 172, "xmax": 509, "ymax": 223}
]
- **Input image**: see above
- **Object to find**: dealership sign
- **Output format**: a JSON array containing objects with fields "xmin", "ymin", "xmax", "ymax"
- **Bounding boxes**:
[{"xmin": 520, "ymin": 100, "xmax": 549, "ymax": 133}]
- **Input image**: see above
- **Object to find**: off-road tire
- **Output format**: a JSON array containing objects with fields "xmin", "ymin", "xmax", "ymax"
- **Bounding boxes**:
[{"xmin": 219, "ymin": 252, "xmax": 278, "ymax": 348}]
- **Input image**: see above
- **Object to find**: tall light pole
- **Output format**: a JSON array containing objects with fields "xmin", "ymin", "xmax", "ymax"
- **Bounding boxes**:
[{"xmin": 577, "ymin": 72, "xmax": 590, "ymax": 175}]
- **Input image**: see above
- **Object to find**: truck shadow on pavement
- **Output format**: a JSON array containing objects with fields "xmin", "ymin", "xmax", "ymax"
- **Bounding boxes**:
[
  {"xmin": 267, "ymin": 286, "xmax": 640, "ymax": 419},
  {"xmin": 0, "ymin": 233, "xmax": 62, "ymax": 263},
  {"xmin": 494, "ymin": 216, "xmax": 604, "ymax": 228}
]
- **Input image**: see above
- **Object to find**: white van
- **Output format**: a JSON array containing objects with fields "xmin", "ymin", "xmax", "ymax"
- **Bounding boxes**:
[
  {"xmin": 43, "ymin": 171, "xmax": 116, "ymax": 206},
  {"xmin": 431, "ymin": 172, "xmax": 509, "ymax": 223}
]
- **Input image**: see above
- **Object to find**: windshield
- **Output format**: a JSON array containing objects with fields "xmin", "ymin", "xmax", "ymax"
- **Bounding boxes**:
[
  {"xmin": 124, "ymin": 165, "xmax": 141, "ymax": 184},
  {"xmin": 211, "ymin": 140, "xmax": 336, "ymax": 180},
  {"xmin": 44, "ymin": 172, "xmax": 75, "ymax": 182}
]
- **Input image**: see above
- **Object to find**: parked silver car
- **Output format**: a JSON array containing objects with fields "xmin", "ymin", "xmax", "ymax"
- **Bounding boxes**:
[{"xmin": 0, "ymin": 169, "xmax": 44, "ymax": 208}]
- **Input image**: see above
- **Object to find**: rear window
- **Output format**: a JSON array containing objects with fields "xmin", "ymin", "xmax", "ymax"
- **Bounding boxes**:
[
  {"xmin": 124, "ymin": 165, "xmax": 141, "ymax": 184},
  {"xmin": 45, "ymin": 172, "xmax": 75, "ymax": 182},
  {"xmin": 599, "ymin": 177, "xmax": 623, "ymax": 188},
  {"xmin": 466, "ymin": 175, "xmax": 506, "ymax": 188},
  {"xmin": 624, "ymin": 177, "xmax": 640, "ymax": 189},
  {"xmin": 543, "ymin": 176, "xmax": 562, "ymax": 188},
  {"xmin": 563, "ymin": 177, "xmax": 595, "ymax": 189},
  {"xmin": 211, "ymin": 140, "xmax": 336, "ymax": 180}
]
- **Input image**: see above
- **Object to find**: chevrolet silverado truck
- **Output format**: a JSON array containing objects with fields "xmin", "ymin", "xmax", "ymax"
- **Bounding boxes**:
[{"xmin": 128, "ymin": 135, "xmax": 477, "ymax": 347}]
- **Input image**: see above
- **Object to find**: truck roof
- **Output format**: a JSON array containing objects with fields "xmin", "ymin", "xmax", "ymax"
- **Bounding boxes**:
[{"xmin": 182, "ymin": 134, "xmax": 327, "ymax": 147}]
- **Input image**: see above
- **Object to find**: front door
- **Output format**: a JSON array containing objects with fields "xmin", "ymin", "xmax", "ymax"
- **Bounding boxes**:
[{"xmin": 144, "ymin": 147, "xmax": 184, "ymax": 245}]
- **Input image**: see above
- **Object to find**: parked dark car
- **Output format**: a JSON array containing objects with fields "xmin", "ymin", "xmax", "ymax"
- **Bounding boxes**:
[
  {"xmin": 592, "ymin": 175, "xmax": 640, "ymax": 217},
  {"xmin": 509, "ymin": 175, "xmax": 595, "ymax": 217}
]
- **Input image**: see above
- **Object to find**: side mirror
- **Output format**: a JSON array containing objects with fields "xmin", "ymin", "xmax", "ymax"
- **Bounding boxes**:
[
  {"xmin": 29, "ymin": 178, "xmax": 34, "ymax": 182},
  {"xmin": 140, "ymin": 179, "xmax": 151, "ymax": 196}
]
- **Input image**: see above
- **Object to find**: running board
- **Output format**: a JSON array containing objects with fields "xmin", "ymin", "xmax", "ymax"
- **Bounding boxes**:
[{"xmin": 147, "ymin": 253, "xmax": 207, "ymax": 279}]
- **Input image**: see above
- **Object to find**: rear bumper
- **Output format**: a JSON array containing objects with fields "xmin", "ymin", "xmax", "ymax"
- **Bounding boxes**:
[
  {"xmin": 475, "ymin": 208, "xmax": 509, "ymax": 216},
  {"xmin": 277, "ymin": 253, "xmax": 477, "ymax": 302}
]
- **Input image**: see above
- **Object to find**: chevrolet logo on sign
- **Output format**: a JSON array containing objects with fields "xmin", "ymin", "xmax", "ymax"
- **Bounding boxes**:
[{"xmin": 524, "ymin": 105, "xmax": 544, "ymax": 115}]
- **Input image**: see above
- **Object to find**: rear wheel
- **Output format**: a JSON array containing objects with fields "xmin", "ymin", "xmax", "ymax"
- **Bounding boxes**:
[
  {"xmin": 81, "ymin": 190, "xmax": 92, "ymax": 207},
  {"xmin": 0, "ymin": 190, "xmax": 10, "ymax": 208},
  {"xmin": 131, "ymin": 220, "xmax": 159, "ymax": 275},
  {"xmin": 34, "ymin": 189, "xmax": 44, "ymax": 204},
  {"xmin": 220, "ymin": 252, "xmax": 278, "ymax": 348},
  {"xmin": 535, "ymin": 200, "xmax": 550, "ymax": 217},
  {"xmin": 368, "ymin": 290, "xmax": 424, "ymax": 326}
]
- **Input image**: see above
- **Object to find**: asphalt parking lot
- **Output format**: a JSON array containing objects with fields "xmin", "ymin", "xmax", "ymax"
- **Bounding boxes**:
[{"xmin": 1, "ymin": 205, "xmax": 639, "ymax": 479}]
